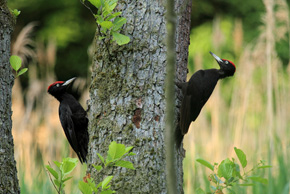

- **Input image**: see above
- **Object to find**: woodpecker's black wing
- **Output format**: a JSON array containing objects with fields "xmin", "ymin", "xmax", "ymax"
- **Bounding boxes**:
[
  {"xmin": 59, "ymin": 102, "xmax": 84, "ymax": 163},
  {"xmin": 177, "ymin": 69, "xmax": 219, "ymax": 148},
  {"xmin": 71, "ymin": 111, "xmax": 89, "ymax": 163}
]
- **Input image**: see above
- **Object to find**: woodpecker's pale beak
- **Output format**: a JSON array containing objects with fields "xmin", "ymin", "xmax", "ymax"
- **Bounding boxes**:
[
  {"xmin": 63, "ymin": 77, "xmax": 76, "ymax": 86},
  {"xmin": 209, "ymin": 51, "xmax": 223, "ymax": 64}
]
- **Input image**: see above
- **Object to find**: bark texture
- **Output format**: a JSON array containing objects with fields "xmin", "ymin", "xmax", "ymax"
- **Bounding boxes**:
[
  {"xmin": 88, "ymin": 0, "xmax": 191, "ymax": 193},
  {"xmin": 0, "ymin": 1, "xmax": 20, "ymax": 193}
]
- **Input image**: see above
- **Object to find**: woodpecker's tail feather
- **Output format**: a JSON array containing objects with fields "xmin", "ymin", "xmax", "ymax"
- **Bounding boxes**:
[{"xmin": 175, "ymin": 125, "xmax": 184, "ymax": 150}]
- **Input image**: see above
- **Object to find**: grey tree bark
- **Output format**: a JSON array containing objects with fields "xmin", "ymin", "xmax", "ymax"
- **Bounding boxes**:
[
  {"xmin": 87, "ymin": 0, "xmax": 191, "ymax": 193},
  {"xmin": 0, "ymin": 1, "xmax": 20, "ymax": 193}
]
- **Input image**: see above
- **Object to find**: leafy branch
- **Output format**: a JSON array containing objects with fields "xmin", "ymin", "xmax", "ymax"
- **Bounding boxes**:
[
  {"xmin": 79, "ymin": 141, "xmax": 136, "ymax": 194},
  {"xmin": 45, "ymin": 158, "xmax": 78, "ymax": 194},
  {"xmin": 9, "ymin": 55, "xmax": 28, "ymax": 77},
  {"xmin": 82, "ymin": 0, "xmax": 130, "ymax": 46},
  {"xmin": 196, "ymin": 147, "xmax": 272, "ymax": 194},
  {"xmin": 46, "ymin": 142, "xmax": 135, "ymax": 194}
]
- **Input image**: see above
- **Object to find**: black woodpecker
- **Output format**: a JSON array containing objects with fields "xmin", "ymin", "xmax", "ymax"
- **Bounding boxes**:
[
  {"xmin": 48, "ymin": 77, "xmax": 89, "ymax": 163},
  {"xmin": 176, "ymin": 51, "xmax": 236, "ymax": 149}
]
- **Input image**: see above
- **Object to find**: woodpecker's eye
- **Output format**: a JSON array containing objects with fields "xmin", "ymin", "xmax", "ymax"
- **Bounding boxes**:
[
  {"xmin": 56, "ymin": 84, "xmax": 60, "ymax": 87},
  {"xmin": 225, "ymin": 61, "xmax": 229, "ymax": 64}
]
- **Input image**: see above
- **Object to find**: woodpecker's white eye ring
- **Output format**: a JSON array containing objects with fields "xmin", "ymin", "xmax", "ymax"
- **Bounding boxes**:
[
  {"xmin": 225, "ymin": 61, "xmax": 229, "ymax": 64},
  {"xmin": 56, "ymin": 84, "xmax": 60, "ymax": 87}
]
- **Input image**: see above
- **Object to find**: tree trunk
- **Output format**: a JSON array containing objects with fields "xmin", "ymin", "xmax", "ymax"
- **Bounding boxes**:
[
  {"xmin": 0, "ymin": 1, "xmax": 20, "ymax": 194},
  {"xmin": 87, "ymin": 0, "xmax": 191, "ymax": 193}
]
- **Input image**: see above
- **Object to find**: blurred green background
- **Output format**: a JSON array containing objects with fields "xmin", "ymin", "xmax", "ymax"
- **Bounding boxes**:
[{"xmin": 7, "ymin": 0, "xmax": 290, "ymax": 193}]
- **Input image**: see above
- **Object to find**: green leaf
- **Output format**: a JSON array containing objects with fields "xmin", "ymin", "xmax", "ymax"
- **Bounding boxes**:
[
  {"xmin": 238, "ymin": 183, "xmax": 255, "ymax": 186},
  {"xmin": 10, "ymin": 55, "xmax": 22, "ymax": 71},
  {"xmin": 62, "ymin": 158, "xmax": 78, "ymax": 175},
  {"xmin": 248, "ymin": 176, "xmax": 268, "ymax": 184},
  {"xmin": 125, "ymin": 146, "xmax": 134, "ymax": 154},
  {"xmin": 114, "ymin": 160, "xmax": 135, "ymax": 170},
  {"xmin": 112, "ymin": 17, "xmax": 127, "ymax": 31},
  {"xmin": 195, "ymin": 188, "xmax": 206, "ymax": 194},
  {"xmin": 100, "ymin": 190, "xmax": 115, "ymax": 194},
  {"xmin": 11, "ymin": 9, "xmax": 21, "ymax": 17},
  {"xmin": 93, "ymin": 164, "xmax": 103, "ymax": 171},
  {"xmin": 54, "ymin": 161, "xmax": 61, "ymax": 168},
  {"xmin": 107, "ymin": 141, "xmax": 126, "ymax": 162},
  {"xmin": 97, "ymin": 153, "xmax": 105, "ymax": 164},
  {"xmin": 109, "ymin": 3, "xmax": 117, "ymax": 11},
  {"xmin": 112, "ymin": 32, "xmax": 130, "ymax": 45},
  {"xmin": 88, "ymin": 0, "xmax": 102, "ymax": 8},
  {"xmin": 102, "ymin": 176, "xmax": 114, "ymax": 190},
  {"xmin": 100, "ymin": 21, "xmax": 113, "ymax": 30},
  {"xmin": 127, "ymin": 152, "xmax": 136, "ymax": 156},
  {"xmin": 78, "ymin": 181, "xmax": 93, "ymax": 194},
  {"xmin": 62, "ymin": 176, "xmax": 72, "ymax": 182},
  {"xmin": 17, "ymin": 68, "xmax": 28, "ymax": 77},
  {"xmin": 45, "ymin": 165, "xmax": 59, "ymax": 179},
  {"xmin": 105, "ymin": 12, "xmax": 122, "ymax": 21},
  {"xmin": 96, "ymin": 181, "xmax": 102, "ymax": 189},
  {"xmin": 54, "ymin": 179, "xmax": 61, "ymax": 188},
  {"xmin": 217, "ymin": 158, "xmax": 234, "ymax": 180},
  {"xmin": 234, "ymin": 147, "xmax": 247, "ymax": 168},
  {"xmin": 196, "ymin": 158, "xmax": 214, "ymax": 171},
  {"xmin": 226, "ymin": 188, "xmax": 236, "ymax": 194},
  {"xmin": 257, "ymin": 165, "xmax": 272, "ymax": 169}
]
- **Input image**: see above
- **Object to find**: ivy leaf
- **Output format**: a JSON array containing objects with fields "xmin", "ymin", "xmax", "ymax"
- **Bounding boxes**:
[
  {"xmin": 234, "ymin": 147, "xmax": 247, "ymax": 168},
  {"xmin": 196, "ymin": 158, "xmax": 214, "ymax": 171},
  {"xmin": 10, "ymin": 55, "xmax": 22, "ymax": 71},
  {"xmin": 112, "ymin": 32, "xmax": 130, "ymax": 45},
  {"xmin": 17, "ymin": 68, "xmax": 28, "ymax": 77}
]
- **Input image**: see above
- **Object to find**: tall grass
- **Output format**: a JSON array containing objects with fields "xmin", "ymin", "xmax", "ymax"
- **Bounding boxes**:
[
  {"xmin": 184, "ymin": 0, "xmax": 290, "ymax": 193},
  {"xmin": 11, "ymin": 23, "xmax": 89, "ymax": 194}
]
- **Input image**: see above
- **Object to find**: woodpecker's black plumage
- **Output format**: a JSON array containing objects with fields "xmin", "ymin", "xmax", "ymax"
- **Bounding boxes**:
[
  {"xmin": 48, "ymin": 77, "xmax": 89, "ymax": 163},
  {"xmin": 176, "ymin": 52, "xmax": 236, "ymax": 149}
]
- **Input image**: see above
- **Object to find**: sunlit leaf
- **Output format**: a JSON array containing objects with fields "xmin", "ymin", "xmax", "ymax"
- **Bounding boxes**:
[
  {"xmin": 102, "ymin": 176, "xmax": 114, "ymax": 189},
  {"xmin": 78, "ymin": 181, "xmax": 92, "ymax": 194},
  {"xmin": 196, "ymin": 158, "xmax": 214, "ymax": 171},
  {"xmin": 45, "ymin": 165, "xmax": 58, "ymax": 179},
  {"xmin": 17, "ymin": 68, "xmax": 28, "ymax": 77},
  {"xmin": 112, "ymin": 32, "xmax": 130, "ymax": 45},
  {"xmin": 114, "ymin": 160, "xmax": 135, "ymax": 170},
  {"xmin": 10, "ymin": 55, "xmax": 22, "ymax": 71},
  {"xmin": 248, "ymin": 176, "xmax": 268, "ymax": 184},
  {"xmin": 234, "ymin": 147, "xmax": 247, "ymax": 168},
  {"xmin": 88, "ymin": 0, "xmax": 102, "ymax": 9}
]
